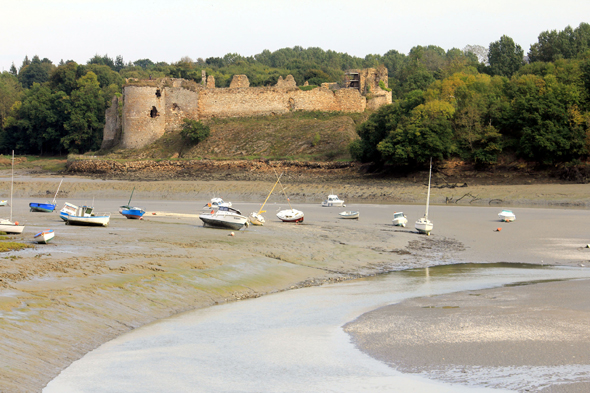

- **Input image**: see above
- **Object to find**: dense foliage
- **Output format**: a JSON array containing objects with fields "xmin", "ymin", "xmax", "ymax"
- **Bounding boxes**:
[{"xmin": 1, "ymin": 22, "xmax": 589, "ymax": 164}]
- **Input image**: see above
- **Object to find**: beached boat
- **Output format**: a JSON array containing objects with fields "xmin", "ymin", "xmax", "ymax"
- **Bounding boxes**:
[
  {"xmin": 498, "ymin": 209, "xmax": 516, "ymax": 222},
  {"xmin": 200, "ymin": 206, "xmax": 248, "ymax": 230},
  {"xmin": 249, "ymin": 173, "xmax": 283, "ymax": 226},
  {"xmin": 0, "ymin": 151, "xmax": 25, "ymax": 234},
  {"xmin": 29, "ymin": 179, "xmax": 63, "ymax": 212},
  {"xmin": 275, "ymin": 173, "xmax": 304, "ymax": 223},
  {"xmin": 34, "ymin": 229, "xmax": 55, "ymax": 244},
  {"xmin": 277, "ymin": 208, "xmax": 304, "ymax": 223},
  {"xmin": 321, "ymin": 194, "xmax": 345, "ymax": 207},
  {"xmin": 415, "ymin": 158, "xmax": 434, "ymax": 235},
  {"xmin": 119, "ymin": 187, "xmax": 145, "ymax": 219},
  {"xmin": 65, "ymin": 206, "xmax": 110, "ymax": 227},
  {"xmin": 0, "ymin": 200, "xmax": 7, "ymax": 206},
  {"xmin": 339, "ymin": 211, "xmax": 359, "ymax": 219},
  {"xmin": 205, "ymin": 197, "xmax": 232, "ymax": 209},
  {"xmin": 59, "ymin": 202, "xmax": 80, "ymax": 221},
  {"xmin": 392, "ymin": 212, "xmax": 408, "ymax": 227}
]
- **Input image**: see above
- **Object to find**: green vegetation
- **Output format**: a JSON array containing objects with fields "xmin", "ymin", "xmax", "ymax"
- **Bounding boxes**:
[
  {"xmin": 0, "ymin": 242, "xmax": 33, "ymax": 253},
  {"xmin": 1, "ymin": 22, "xmax": 590, "ymax": 170}
]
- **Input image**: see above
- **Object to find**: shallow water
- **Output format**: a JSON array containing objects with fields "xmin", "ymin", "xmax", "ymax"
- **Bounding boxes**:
[{"xmin": 44, "ymin": 264, "xmax": 590, "ymax": 393}]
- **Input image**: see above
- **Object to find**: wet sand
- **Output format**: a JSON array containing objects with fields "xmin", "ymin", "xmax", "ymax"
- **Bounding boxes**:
[{"xmin": 0, "ymin": 176, "xmax": 590, "ymax": 392}]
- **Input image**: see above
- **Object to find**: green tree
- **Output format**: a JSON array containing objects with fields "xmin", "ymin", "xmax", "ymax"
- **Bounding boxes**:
[
  {"xmin": 487, "ymin": 35, "xmax": 524, "ymax": 77},
  {"xmin": 180, "ymin": 119, "xmax": 210, "ymax": 145},
  {"xmin": 19, "ymin": 55, "xmax": 53, "ymax": 88},
  {"xmin": 0, "ymin": 72, "xmax": 23, "ymax": 129}
]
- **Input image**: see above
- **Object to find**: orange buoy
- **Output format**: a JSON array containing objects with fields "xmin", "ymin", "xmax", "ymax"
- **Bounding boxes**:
[
  {"xmin": 496, "ymin": 228, "xmax": 502, "ymax": 232},
  {"xmin": 14, "ymin": 221, "xmax": 18, "ymax": 225},
  {"xmin": 152, "ymin": 212, "xmax": 156, "ymax": 215}
]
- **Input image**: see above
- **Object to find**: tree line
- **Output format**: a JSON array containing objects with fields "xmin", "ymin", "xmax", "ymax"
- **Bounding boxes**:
[{"xmin": 0, "ymin": 22, "xmax": 589, "ymax": 161}]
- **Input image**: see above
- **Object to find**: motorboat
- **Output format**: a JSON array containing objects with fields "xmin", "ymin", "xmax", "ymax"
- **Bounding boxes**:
[
  {"xmin": 119, "ymin": 187, "xmax": 145, "ymax": 219},
  {"xmin": 29, "ymin": 179, "xmax": 63, "ymax": 212},
  {"xmin": 321, "ymin": 195, "xmax": 345, "ymax": 207},
  {"xmin": 249, "ymin": 173, "xmax": 283, "ymax": 226},
  {"xmin": 0, "ymin": 151, "xmax": 25, "ymax": 234},
  {"xmin": 392, "ymin": 212, "xmax": 408, "ymax": 227},
  {"xmin": 65, "ymin": 206, "xmax": 110, "ymax": 227},
  {"xmin": 34, "ymin": 229, "xmax": 55, "ymax": 244},
  {"xmin": 200, "ymin": 206, "xmax": 248, "ymax": 230},
  {"xmin": 0, "ymin": 218, "xmax": 25, "ymax": 234},
  {"xmin": 205, "ymin": 198, "xmax": 232, "ymax": 209},
  {"xmin": 339, "ymin": 211, "xmax": 359, "ymax": 219},
  {"xmin": 498, "ymin": 209, "xmax": 516, "ymax": 222},
  {"xmin": 60, "ymin": 202, "xmax": 80, "ymax": 221},
  {"xmin": 0, "ymin": 201, "xmax": 6, "ymax": 206},
  {"xmin": 276, "ymin": 208, "xmax": 304, "ymax": 223},
  {"xmin": 415, "ymin": 158, "xmax": 434, "ymax": 235}
]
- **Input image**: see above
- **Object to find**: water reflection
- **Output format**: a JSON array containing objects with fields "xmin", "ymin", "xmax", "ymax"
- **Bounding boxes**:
[{"xmin": 45, "ymin": 263, "xmax": 590, "ymax": 393}]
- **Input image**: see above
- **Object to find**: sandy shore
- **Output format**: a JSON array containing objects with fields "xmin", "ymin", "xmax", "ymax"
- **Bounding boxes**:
[{"xmin": 1, "ymin": 176, "xmax": 590, "ymax": 392}]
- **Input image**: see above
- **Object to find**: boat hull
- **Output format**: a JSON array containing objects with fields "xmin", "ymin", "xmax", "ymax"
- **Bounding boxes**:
[
  {"xmin": 29, "ymin": 203, "xmax": 56, "ymax": 213},
  {"xmin": 34, "ymin": 230, "xmax": 55, "ymax": 244},
  {"xmin": 415, "ymin": 218, "xmax": 433, "ymax": 235},
  {"xmin": 66, "ymin": 215, "xmax": 110, "ymax": 227},
  {"xmin": 277, "ymin": 209, "xmax": 304, "ymax": 223},
  {"xmin": 339, "ymin": 211, "xmax": 359, "ymax": 219},
  {"xmin": 120, "ymin": 208, "xmax": 145, "ymax": 219},
  {"xmin": 248, "ymin": 212, "xmax": 265, "ymax": 226},
  {"xmin": 0, "ymin": 223, "xmax": 25, "ymax": 234},
  {"xmin": 199, "ymin": 213, "xmax": 248, "ymax": 230}
]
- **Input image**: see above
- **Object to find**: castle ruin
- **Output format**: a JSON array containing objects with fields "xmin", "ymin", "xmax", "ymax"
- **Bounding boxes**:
[{"xmin": 102, "ymin": 66, "xmax": 392, "ymax": 150}]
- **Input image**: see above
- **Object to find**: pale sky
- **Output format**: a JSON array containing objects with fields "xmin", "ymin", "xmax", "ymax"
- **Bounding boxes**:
[{"xmin": 2, "ymin": 0, "xmax": 589, "ymax": 71}]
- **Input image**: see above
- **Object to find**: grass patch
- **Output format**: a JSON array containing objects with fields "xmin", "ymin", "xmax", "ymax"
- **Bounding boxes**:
[{"xmin": 0, "ymin": 242, "xmax": 34, "ymax": 253}]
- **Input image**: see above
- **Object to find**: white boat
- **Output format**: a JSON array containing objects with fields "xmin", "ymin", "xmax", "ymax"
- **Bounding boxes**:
[
  {"xmin": 200, "ymin": 206, "xmax": 248, "ymax": 230},
  {"xmin": 392, "ymin": 212, "xmax": 408, "ymax": 227},
  {"xmin": 498, "ymin": 209, "xmax": 516, "ymax": 222},
  {"xmin": 321, "ymin": 195, "xmax": 345, "ymax": 207},
  {"xmin": 276, "ymin": 208, "xmax": 304, "ymax": 223},
  {"xmin": 275, "ymin": 173, "xmax": 304, "ymax": 223},
  {"xmin": 249, "ymin": 173, "xmax": 283, "ymax": 226},
  {"xmin": 0, "ymin": 151, "xmax": 25, "ymax": 234},
  {"xmin": 34, "ymin": 229, "xmax": 55, "ymax": 244},
  {"xmin": 0, "ymin": 200, "xmax": 7, "ymax": 206},
  {"xmin": 65, "ymin": 206, "xmax": 110, "ymax": 227},
  {"xmin": 339, "ymin": 211, "xmax": 359, "ymax": 219},
  {"xmin": 59, "ymin": 202, "xmax": 79, "ymax": 221},
  {"xmin": 205, "ymin": 197, "xmax": 232, "ymax": 209},
  {"xmin": 415, "ymin": 158, "xmax": 434, "ymax": 235}
]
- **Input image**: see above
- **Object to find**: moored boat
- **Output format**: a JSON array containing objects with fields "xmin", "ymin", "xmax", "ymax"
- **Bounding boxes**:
[
  {"xmin": 205, "ymin": 198, "xmax": 232, "ymax": 209},
  {"xmin": 119, "ymin": 187, "xmax": 145, "ymax": 219},
  {"xmin": 199, "ymin": 206, "xmax": 248, "ymax": 230},
  {"xmin": 1, "ymin": 151, "xmax": 25, "ymax": 234},
  {"xmin": 0, "ymin": 200, "xmax": 7, "ymax": 207},
  {"xmin": 415, "ymin": 158, "xmax": 434, "ymax": 235},
  {"xmin": 498, "ymin": 209, "xmax": 516, "ymax": 222},
  {"xmin": 321, "ymin": 195, "xmax": 345, "ymax": 207},
  {"xmin": 276, "ymin": 208, "xmax": 304, "ymax": 223},
  {"xmin": 34, "ymin": 229, "xmax": 55, "ymax": 244},
  {"xmin": 248, "ymin": 173, "xmax": 283, "ymax": 226},
  {"xmin": 392, "ymin": 212, "xmax": 408, "ymax": 227},
  {"xmin": 339, "ymin": 211, "xmax": 359, "ymax": 219},
  {"xmin": 65, "ymin": 206, "xmax": 110, "ymax": 227},
  {"xmin": 29, "ymin": 179, "xmax": 63, "ymax": 213},
  {"xmin": 59, "ymin": 202, "xmax": 79, "ymax": 221}
]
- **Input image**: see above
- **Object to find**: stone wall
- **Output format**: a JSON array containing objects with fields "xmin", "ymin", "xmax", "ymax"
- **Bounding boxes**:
[{"xmin": 105, "ymin": 68, "xmax": 391, "ymax": 150}]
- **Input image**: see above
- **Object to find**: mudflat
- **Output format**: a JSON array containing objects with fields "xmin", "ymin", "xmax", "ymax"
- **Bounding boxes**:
[{"xmin": 0, "ymin": 175, "xmax": 589, "ymax": 392}]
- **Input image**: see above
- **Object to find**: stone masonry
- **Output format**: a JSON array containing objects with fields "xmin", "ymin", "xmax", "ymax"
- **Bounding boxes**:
[{"xmin": 102, "ymin": 68, "xmax": 392, "ymax": 150}]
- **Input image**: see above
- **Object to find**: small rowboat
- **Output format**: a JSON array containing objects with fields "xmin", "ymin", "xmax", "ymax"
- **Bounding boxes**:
[
  {"xmin": 339, "ymin": 211, "xmax": 359, "ymax": 219},
  {"xmin": 34, "ymin": 229, "xmax": 55, "ymax": 244},
  {"xmin": 498, "ymin": 209, "xmax": 516, "ymax": 222}
]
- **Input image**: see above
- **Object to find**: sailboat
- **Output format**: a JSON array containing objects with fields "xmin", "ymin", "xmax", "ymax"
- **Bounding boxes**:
[
  {"xmin": 29, "ymin": 178, "xmax": 64, "ymax": 212},
  {"xmin": 249, "ymin": 173, "xmax": 283, "ymax": 226},
  {"xmin": 119, "ymin": 187, "xmax": 145, "ymax": 219},
  {"xmin": 415, "ymin": 158, "xmax": 434, "ymax": 236},
  {"xmin": 0, "ymin": 151, "xmax": 25, "ymax": 234},
  {"xmin": 275, "ymin": 173, "xmax": 304, "ymax": 223}
]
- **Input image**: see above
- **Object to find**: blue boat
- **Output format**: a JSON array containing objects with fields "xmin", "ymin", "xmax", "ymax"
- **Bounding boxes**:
[
  {"xmin": 30, "ymin": 179, "xmax": 63, "ymax": 213},
  {"xmin": 119, "ymin": 187, "xmax": 145, "ymax": 219},
  {"xmin": 29, "ymin": 202, "xmax": 57, "ymax": 213}
]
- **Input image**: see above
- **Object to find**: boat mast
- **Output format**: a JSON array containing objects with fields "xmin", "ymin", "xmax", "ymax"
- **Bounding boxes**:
[
  {"xmin": 52, "ymin": 178, "xmax": 64, "ymax": 204},
  {"xmin": 127, "ymin": 187, "xmax": 135, "ymax": 206},
  {"xmin": 425, "ymin": 157, "xmax": 432, "ymax": 219},
  {"xmin": 273, "ymin": 168, "xmax": 293, "ymax": 211},
  {"xmin": 258, "ymin": 173, "xmax": 283, "ymax": 214},
  {"xmin": 10, "ymin": 151, "xmax": 13, "ymax": 221}
]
